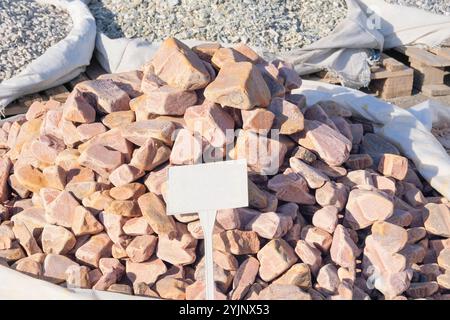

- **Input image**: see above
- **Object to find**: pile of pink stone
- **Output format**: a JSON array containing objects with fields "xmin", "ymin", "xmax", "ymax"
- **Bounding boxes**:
[{"xmin": 0, "ymin": 37, "xmax": 449, "ymax": 300}]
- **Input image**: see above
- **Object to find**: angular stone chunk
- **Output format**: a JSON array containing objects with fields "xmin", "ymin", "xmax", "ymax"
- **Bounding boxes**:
[
  {"xmin": 257, "ymin": 239, "xmax": 297, "ymax": 282},
  {"xmin": 273, "ymin": 263, "xmax": 311, "ymax": 289},
  {"xmin": 291, "ymin": 146, "xmax": 317, "ymax": 164},
  {"xmin": 361, "ymin": 133, "xmax": 400, "ymax": 166},
  {"xmin": 213, "ymin": 230, "xmax": 260, "ymax": 255},
  {"xmin": 97, "ymin": 70, "xmax": 143, "ymax": 98},
  {"xmin": 304, "ymin": 104, "xmax": 339, "ymax": 131},
  {"xmin": 204, "ymin": 61, "xmax": 271, "ymax": 109},
  {"xmin": 157, "ymin": 223, "xmax": 197, "ymax": 266},
  {"xmin": 192, "ymin": 42, "xmax": 221, "ymax": 62},
  {"xmin": 247, "ymin": 179, "xmax": 268, "ymax": 210},
  {"xmin": 105, "ymin": 199, "xmax": 141, "ymax": 218},
  {"xmin": 268, "ymin": 97, "xmax": 304, "ymax": 135},
  {"xmin": 331, "ymin": 116, "xmax": 353, "ymax": 142},
  {"xmin": 268, "ymin": 171, "xmax": 315, "ymax": 204},
  {"xmin": 241, "ymin": 108, "xmax": 274, "ymax": 132},
  {"xmin": 43, "ymin": 254, "xmax": 79, "ymax": 284},
  {"xmin": 76, "ymin": 123, "xmax": 107, "ymax": 141},
  {"xmin": 316, "ymin": 264, "xmax": 340, "ymax": 295},
  {"xmin": 293, "ymin": 120, "xmax": 351, "ymax": 167},
  {"xmin": 211, "ymin": 47, "xmax": 250, "ymax": 69},
  {"xmin": 345, "ymin": 188, "xmax": 394, "ymax": 230},
  {"xmin": 330, "ymin": 225, "xmax": 361, "ymax": 268},
  {"xmin": 10, "ymin": 207, "xmax": 47, "ymax": 238},
  {"xmin": 126, "ymin": 258, "xmax": 167, "ymax": 286},
  {"xmin": 46, "ymin": 190, "xmax": 79, "ymax": 228},
  {"xmin": 137, "ymin": 192, "xmax": 177, "ymax": 238},
  {"xmin": 213, "ymin": 250, "xmax": 238, "ymax": 271},
  {"xmin": 315, "ymin": 181, "xmax": 348, "ymax": 211},
  {"xmin": 110, "ymin": 183, "xmax": 146, "ymax": 201},
  {"xmin": 62, "ymin": 88, "xmax": 96, "ymax": 123},
  {"xmin": 41, "ymin": 224, "xmax": 76, "ymax": 255},
  {"xmin": 231, "ymin": 130, "xmax": 287, "ymax": 175},
  {"xmin": 231, "ymin": 256, "xmax": 260, "ymax": 300},
  {"xmin": 14, "ymin": 164, "xmax": 45, "ymax": 193},
  {"xmin": 122, "ymin": 119, "xmax": 176, "ymax": 146},
  {"xmin": 155, "ymin": 277, "xmax": 187, "ymax": 300},
  {"xmin": 169, "ymin": 129, "xmax": 203, "ymax": 165},
  {"xmin": 302, "ymin": 226, "xmax": 333, "ymax": 253},
  {"xmin": 79, "ymin": 144, "xmax": 123, "ymax": 178},
  {"xmin": 184, "ymin": 102, "xmax": 234, "ymax": 147},
  {"xmin": 77, "ymin": 79, "xmax": 130, "ymax": 114},
  {"xmin": 289, "ymin": 157, "xmax": 329, "ymax": 189},
  {"xmin": 142, "ymin": 165, "xmax": 168, "ymax": 195},
  {"xmin": 109, "ymin": 164, "xmax": 144, "ymax": 187},
  {"xmin": 345, "ymin": 154, "xmax": 373, "ymax": 170},
  {"xmin": 423, "ymin": 203, "xmax": 450, "ymax": 238},
  {"xmin": 0, "ymin": 157, "xmax": 12, "ymax": 202},
  {"xmin": 216, "ymin": 209, "xmax": 241, "ymax": 230},
  {"xmin": 438, "ymin": 248, "xmax": 450, "ymax": 271},
  {"xmin": 12, "ymin": 222, "xmax": 42, "ymax": 256},
  {"xmin": 258, "ymin": 284, "xmax": 311, "ymax": 300},
  {"xmin": 150, "ymin": 37, "xmax": 210, "ymax": 90},
  {"xmin": 123, "ymin": 217, "xmax": 153, "ymax": 236},
  {"xmin": 312, "ymin": 206, "xmax": 339, "ymax": 234},
  {"xmin": 102, "ymin": 110, "xmax": 136, "ymax": 129},
  {"xmin": 14, "ymin": 258, "xmax": 43, "ymax": 278},
  {"xmin": 273, "ymin": 60, "xmax": 302, "ymax": 90},
  {"xmin": 406, "ymin": 281, "xmax": 439, "ymax": 299},
  {"xmin": 295, "ymin": 240, "xmax": 322, "ymax": 274},
  {"xmin": 371, "ymin": 221, "xmax": 408, "ymax": 254},
  {"xmin": 246, "ymin": 212, "xmax": 293, "ymax": 239},
  {"xmin": 138, "ymin": 86, "xmax": 197, "ymax": 116},
  {"xmin": 256, "ymin": 63, "xmax": 286, "ymax": 98},
  {"xmin": 71, "ymin": 205, "xmax": 104, "ymax": 236},
  {"xmin": 126, "ymin": 235, "xmax": 158, "ymax": 263},
  {"xmin": 378, "ymin": 154, "xmax": 408, "ymax": 180},
  {"xmin": 42, "ymin": 165, "xmax": 66, "ymax": 191},
  {"xmin": 75, "ymin": 233, "xmax": 112, "ymax": 267}
]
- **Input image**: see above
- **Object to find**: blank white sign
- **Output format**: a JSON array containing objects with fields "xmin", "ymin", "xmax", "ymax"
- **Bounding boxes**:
[{"xmin": 166, "ymin": 159, "xmax": 249, "ymax": 215}]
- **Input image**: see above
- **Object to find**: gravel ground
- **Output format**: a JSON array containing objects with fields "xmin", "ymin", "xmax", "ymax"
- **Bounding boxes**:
[
  {"xmin": 89, "ymin": 0, "xmax": 348, "ymax": 54},
  {"xmin": 0, "ymin": 0, "xmax": 73, "ymax": 82},
  {"xmin": 384, "ymin": 0, "xmax": 450, "ymax": 15}
]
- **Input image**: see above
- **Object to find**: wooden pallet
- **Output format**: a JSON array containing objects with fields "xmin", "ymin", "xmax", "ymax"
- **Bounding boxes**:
[
  {"xmin": 2, "ymin": 59, "xmax": 108, "ymax": 119},
  {"xmin": 392, "ymin": 46, "xmax": 450, "ymax": 97},
  {"xmin": 303, "ymin": 53, "xmax": 414, "ymax": 99}
]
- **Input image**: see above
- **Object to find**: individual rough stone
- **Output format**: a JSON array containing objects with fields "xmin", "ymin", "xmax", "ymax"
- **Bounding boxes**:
[
  {"xmin": 71, "ymin": 206, "xmax": 104, "ymax": 236},
  {"xmin": 137, "ymin": 86, "xmax": 197, "ymax": 116},
  {"xmin": 109, "ymin": 164, "xmax": 144, "ymax": 187},
  {"xmin": 345, "ymin": 154, "xmax": 373, "ymax": 170},
  {"xmin": 361, "ymin": 133, "xmax": 400, "ymax": 165},
  {"xmin": 241, "ymin": 108, "xmax": 275, "ymax": 132},
  {"xmin": 330, "ymin": 225, "xmax": 361, "ymax": 268},
  {"xmin": 204, "ymin": 61, "xmax": 271, "ymax": 109},
  {"xmin": 246, "ymin": 212, "xmax": 293, "ymax": 239},
  {"xmin": 231, "ymin": 256, "xmax": 260, "ymax": 300},
  {"xmin": 258, "ymin": 284, "xmax": 311, "ymax": 300},
  {"xmin": 315, "ymin": 181, "xmax": 348, "ymax": 211},
  {"xmin": 126, "ymin": 258, "xmax": 167, "ymax": 286},
  {"xmin": 169, "ymin": 129, "xmax": 203, "ymax": 165},
  {"xmin": 138, "ymin": 192, "xmax": 177, "ymax": 237},
  {"xmin": 157, "ymin": 223, "xmax": 197, "ymax": 266},
  {"xmin": 257, "ymin": 239, "xmax": 297, "ymax": 282},
  {"xmin": 345, "ymin": 188, "xmax": 394, "ymax": 230},
  {"xmin": 43, "ymin": 254, "xmax": 79, "ymax": 283},
  {"xmin": 62, "ymin": 88, "xmax": 96, "ymax": 123},
  {"xmin": 423, "ymin": 203, "xmax": 450, "ymax": 238},
  {"xmin": 316, "ymin": 264, "xmax": 340, "ymax": 295},
  {"xmin": 41, "ymin": 224, "xmax": 76, "ymax": 255},
  {"xmin": 268, "ymin": 171, "xmax": 315, "ymax": 204},
  {"xmin": 102, "ymin": 110, "xmax": 136, "ymax": 129},
  {"xmin": 150, "ymin": 37, "xmax": 210, "ymax": 90},
  {"xmin": 122, "ymin": 119, "xmax": 176, "ymax": 146},
  {"xmin": 378, "ymin": 154, "xmax": 408, "ymax": 180},
  {"xmin": 77, "ymin": 79, "xmax": 130, "ymax": 114},
  {"xmin": 289, "ymin": 157, "xmax": 329, "ymax": 189},
  {"xmin": 273, "ymin": 263, "xmax": 311, "ymax": 289},
  {"xmin": 213, "ymin": 230, "xmax": 260, "ymax": 255},
  {"xmin": 312, "ymin": 206, "xmax": 339, "ymax": 234},
  {"xmin": 65, "ymin": 265, "xmax": 91, "ymax": 289},
  {"xmin": 12, "ymin": 222, "xmax": 42, "ymax": 256},
  {"xmin": 302, "ymin": 226, "xmax": 333, "ymax": 253},
  {"xmin": 268, "ymin": 97, "xmax": 304, "ymax": 134},
  {"xmin": 293, "ymin": 120, "xmax": 351, "ymax": 167},
  {"xmin": 126, "ymin": 235, "xmax": 158, "ymax": 263},
  {"xmin": 438, "ymin": 248, "xmax": 450, "ymax": 271},
  {"xmin": 79, "ymin": 144, "xmax": 123, "ymax": 178},
  {"xmin": 75, "ymin": 233, "xmax": 112, "ymax": 267},
  {"xmin": 371, "ymin": 221, "xmax": 408, "ymax": 254}
]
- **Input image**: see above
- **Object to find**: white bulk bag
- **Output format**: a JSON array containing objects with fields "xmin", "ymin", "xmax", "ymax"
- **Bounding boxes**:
[{"xmin": 0, "ymin": 0, "xmax": 96, "ymax": 112}]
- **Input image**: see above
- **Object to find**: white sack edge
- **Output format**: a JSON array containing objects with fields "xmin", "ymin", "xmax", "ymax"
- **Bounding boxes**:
[
  {"xmin": 0, "ymin": 0, "xmax": 96, "ymax": 111},
  {"xmin": 295, "ymin": 80, "xmax": 450, "ymax": 200}
]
